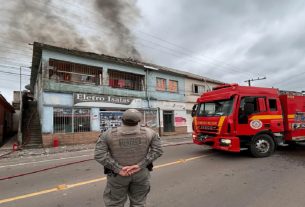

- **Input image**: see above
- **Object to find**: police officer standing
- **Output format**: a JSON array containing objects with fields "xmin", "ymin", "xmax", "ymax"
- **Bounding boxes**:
[{"xmin": 95, "ymin": 109, "xmax": 163, "ymax": 207}]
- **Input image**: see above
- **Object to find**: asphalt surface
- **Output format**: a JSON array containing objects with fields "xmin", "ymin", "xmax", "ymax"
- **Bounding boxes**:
[{"xmin": 1, "ymin": 144, "xmax": 305, "ymax": 207}]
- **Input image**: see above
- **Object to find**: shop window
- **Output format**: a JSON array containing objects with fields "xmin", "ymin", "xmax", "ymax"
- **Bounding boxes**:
[
  {"xmin": 108, "ymin": 70, "xmax": 144, "ymax": 91},
  {"xmin": 53, "ymin": 108, "xmax": 90, "ymax": 133},
  {"xmin": 156, "ymin": 78, "xmax": 166, "ymax": 91},
  {"xmin": 49, "ymin": 59, "xmax": 102, "ymax": 85},
  {"xmin": 99, "ymin": 110, "xmax": 158, "ymax": 132},
  {"xmin": 74, "ymin": 109, "xmax": 91, "ymax": 132},
  {"xmin": 169, "ymin": 80, "xmax": 178, "ymax": 93},
  {"xmin": 53, "ymin": 108, "xmax": 73, "ymax": 133},
  {"xmin": 100, "ymin": 111, "xmax": 123, "ymax": 132}
]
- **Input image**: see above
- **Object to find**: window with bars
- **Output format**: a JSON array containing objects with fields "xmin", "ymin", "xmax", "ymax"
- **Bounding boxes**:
[
  {"xmin": 108, "ymin": 69, "xmax": 145, "ymax": 91},
  {"xmin": 168, "ymin": 80, "xmax": 178, "ymax": 93},
  {"xmin": 156, "ymin": 78, "xmax": 166, "ymax": 91},
  {"xmin": 48, "ymin": 59, "xmax": 103, "ymax": 85},
  {"xmin": 53, "ymin": 108, "xmax": 91, "ymax": 133}
]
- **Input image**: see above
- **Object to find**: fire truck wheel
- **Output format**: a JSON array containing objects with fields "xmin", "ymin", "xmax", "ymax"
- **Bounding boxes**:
[{"xmin": 250, "ymin": 134, "xmax": 275, "ymax": 158}]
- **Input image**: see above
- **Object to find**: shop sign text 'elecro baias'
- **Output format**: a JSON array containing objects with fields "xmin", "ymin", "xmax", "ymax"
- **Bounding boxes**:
[{"xmin": 74, "ymin": 93, "xmax": 133, "ymax": 105}]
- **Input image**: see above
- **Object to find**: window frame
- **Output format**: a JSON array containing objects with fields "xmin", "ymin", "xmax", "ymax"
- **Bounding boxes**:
[
  {"xmin": 193, "ymin": 84, "xmax": 205, "ymax": 94},
  {"xmin": 53, "ymin": 107, "xmax": 91, "ymax": 133},
  {"xmin": 108, "ymin": 69, "xmax": 145, "ymax": 91},
  {"xmin": 156, "ymin": 77, "xmax": 167, "ymax": 91},
  {"xmin": 168, "ymin": 80, "xmax": 178, "ymax": 93},
  {"xmin": 48, "ymin": 59, "xmax": 102, "ymax": 85}
]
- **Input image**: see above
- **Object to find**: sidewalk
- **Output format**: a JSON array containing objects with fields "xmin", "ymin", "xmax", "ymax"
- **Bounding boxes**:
[{"xmin": 0, "ymin": 133, "xmax": 192, "ymax": 160}]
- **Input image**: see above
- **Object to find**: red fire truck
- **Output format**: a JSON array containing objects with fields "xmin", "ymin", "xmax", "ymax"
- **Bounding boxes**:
[{"xmin": 192, "ymin": 84, "xmax": 305, "ymax": 157}]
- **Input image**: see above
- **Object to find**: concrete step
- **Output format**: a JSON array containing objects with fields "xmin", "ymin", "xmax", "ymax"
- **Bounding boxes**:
[
  {"xmin": 28, "ymin": 133, "xmax": 41, "ymax": 135},
  {"xmin": 28, "ymin": 128, "xmax": 41, "ymax": 131},
  {"xmin": 23, "ymin": 144, "xmax": 43, "ymax": 149},
  {"xmin": 28, "ymin": 141, "xmax": 42, "ymax": 145},
  {"xmin": 29, "ymin": 136, "xmax": 42, "ymax": 139},
  {"xmin": 28, "ymin": 130, "xmax": 41, "ymax": 133}
]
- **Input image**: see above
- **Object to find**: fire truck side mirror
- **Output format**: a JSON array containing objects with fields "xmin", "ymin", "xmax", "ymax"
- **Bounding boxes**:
[{"xmin": 191, "ymin": 104, "xmax": 198, "ymax": 117}]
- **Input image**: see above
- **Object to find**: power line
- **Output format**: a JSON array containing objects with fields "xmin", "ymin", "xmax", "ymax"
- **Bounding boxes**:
[
  {"xmin": 0, "ymin": 44, "xmax": 32, "ymax": 52},
  {"xmin": 1, "ymin": 0, "xmax": 264, "ymax": 83},
  {"xmin": 135, "ymin": 32, "xmax": 256, "ymax": 76},
  {"xmin": 135, "ymin": 41, "xmax": 246, "ymax": 81},
  {"xmin": 0, "ymin": 70, "xmax": 31, "ymax": 76},
  {"xmin": 0, "ymin": 40, "xmax": 32, "ymax": 49},
  {"xmin": 0, "ymin": 56, "xmax": 32, "ymax": 61},
  {"xmin": 1, "ymin": 6, "xmax": 232, "ymax": 79},
  {"xmin": 0, "ymin": 47, "xmax": 32, "ymax": 56},
  {"xmin": 0, "ymin": 34, "xmax": 32, "ymax": 45},
  {"xmin": 20, "ymin": 0, "xmax": 255, "ymax": 77},
  {"xmin": 0, "ymin": 49, "xmax": 32, "ymax": 57},
  {"xmin": 0, "ymin": 64, "xmax": 31, "ymax": 69},
  {"xmin": 271, "ymin": 71, "xmax": 305, "ymax": 87},
  {"xmin": 0, "ymin": 59, "xmax": 31, "ymax": 67},
  {"xmin": 62, "ymin": 0, "xmax": 256, "ymax": 76}
]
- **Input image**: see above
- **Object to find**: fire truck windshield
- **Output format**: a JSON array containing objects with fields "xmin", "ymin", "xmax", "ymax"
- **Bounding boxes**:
[{"xmin": 197, "ymin": 98, "xmax": 234, "ymax": 117}]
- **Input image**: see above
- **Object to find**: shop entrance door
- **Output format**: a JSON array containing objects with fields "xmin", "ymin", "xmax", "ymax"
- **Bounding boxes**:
[{"xmin": 163, "ymin": 111, "xmax": 175, "ymax": 132}]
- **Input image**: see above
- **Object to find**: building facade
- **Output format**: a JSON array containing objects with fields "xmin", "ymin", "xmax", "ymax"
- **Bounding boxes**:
[
  {"xmin": 30, "ymin": 42, "xmax": 222, "ymax": 147},
  {"xmin": 0, "ymin": 93, "xmax": 15, "ymax": 145}
]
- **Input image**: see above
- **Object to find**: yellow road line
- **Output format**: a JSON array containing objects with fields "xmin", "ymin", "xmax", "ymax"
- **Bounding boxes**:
[
  {"xmin": 67, "ymin": 177, "xmax": 106, "ymax": 188},
  {"xmin": 0, "ymin": 154, "xmax": 209, "ymax": 204},
  {"xmin": 0, "ymin": 188, "xmax": 58, "ymax": 204}
]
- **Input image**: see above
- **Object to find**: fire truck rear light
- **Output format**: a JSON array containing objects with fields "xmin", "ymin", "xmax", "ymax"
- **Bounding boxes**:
[{"xmin": 192, "ymin": 134, "xmax": 197, "ymax": 138}]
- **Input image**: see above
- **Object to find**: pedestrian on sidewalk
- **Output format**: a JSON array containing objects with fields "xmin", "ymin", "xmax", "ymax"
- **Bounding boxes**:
[{"xmin": 95, "ymin": 109, "xmax": 163, "ymax": 207}]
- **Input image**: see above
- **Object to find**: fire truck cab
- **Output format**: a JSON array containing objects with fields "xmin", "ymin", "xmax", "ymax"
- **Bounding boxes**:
[{"xmin": 192, "ymin": 84, "xmax": 305, "ymax": 157}]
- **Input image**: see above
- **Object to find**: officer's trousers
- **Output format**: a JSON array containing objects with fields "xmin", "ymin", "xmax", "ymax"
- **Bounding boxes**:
[{"xmin": 103, "ymin": 168, "xmax": 151, "ymax": 207}]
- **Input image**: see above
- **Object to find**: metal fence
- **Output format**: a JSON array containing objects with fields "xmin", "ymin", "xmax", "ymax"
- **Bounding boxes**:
[
  {"xmin": 108, "ymin": 69, "xmax": 145, "ymax": 91},
  {"xmin": 53, "ymin": 108, "xmax": 91, "ymax": 133},
  {"xmin": 48, "ymin": 59, "xmax": 103, "ymax": 85}
]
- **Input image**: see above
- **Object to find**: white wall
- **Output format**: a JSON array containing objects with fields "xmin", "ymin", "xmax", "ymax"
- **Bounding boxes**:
[{"xmin": 185, "ymin": 78, "xmax": 219, "ymax": 109}]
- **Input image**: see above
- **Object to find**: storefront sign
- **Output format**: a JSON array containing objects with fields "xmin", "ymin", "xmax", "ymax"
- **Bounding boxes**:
[{"xmin": 74, "ymin": 93, "xmax": 133, "ymax": 105}]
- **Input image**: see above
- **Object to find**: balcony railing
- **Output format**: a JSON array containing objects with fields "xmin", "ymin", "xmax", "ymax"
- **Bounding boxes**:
[{"xmin": 48, "ymin": 59, "xmax": 102, "ymax": 85}]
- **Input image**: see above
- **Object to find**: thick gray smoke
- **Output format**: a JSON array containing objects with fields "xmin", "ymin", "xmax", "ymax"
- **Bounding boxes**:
[
  {"xmin": 94, "ymin": 0, "xmax": 141, "ymax": 58},
  {"xmin": 5, "ymin": 0, "xmax": 140, "ymax": 58},
  {"xmin": 8, "ymin": 1, "xmax": 93, "ymax": 51}
]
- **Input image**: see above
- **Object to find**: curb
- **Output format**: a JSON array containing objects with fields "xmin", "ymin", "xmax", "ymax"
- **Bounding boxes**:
[{"xmin": 0, "ymin": 140, "xmax": 194, "ymax": 160}]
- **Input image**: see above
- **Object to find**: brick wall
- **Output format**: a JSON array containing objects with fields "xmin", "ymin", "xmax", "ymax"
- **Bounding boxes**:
[
  {"xmin": 42, "ymin": 126, "xmax": 187, "ymax": 147},
  {"xmin": 42, "ymin": 131, "xmax": 100, "ymax": 147}
]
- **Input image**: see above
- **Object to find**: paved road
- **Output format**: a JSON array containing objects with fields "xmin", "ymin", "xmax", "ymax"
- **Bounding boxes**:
[{"xmin": 1, "ymin": 144, "xmax": 305, "ymax": 207}]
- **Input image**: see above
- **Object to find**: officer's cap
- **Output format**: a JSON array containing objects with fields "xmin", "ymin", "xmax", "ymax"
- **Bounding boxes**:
[{"xmin": 122, "ymin": 109, "xmax": 142, "ymax": 125}]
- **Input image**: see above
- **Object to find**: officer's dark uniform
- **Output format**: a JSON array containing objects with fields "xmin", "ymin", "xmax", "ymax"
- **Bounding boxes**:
[{"xmin": 95, "ymin": 109, "xmax": 163, "ymax": 207}]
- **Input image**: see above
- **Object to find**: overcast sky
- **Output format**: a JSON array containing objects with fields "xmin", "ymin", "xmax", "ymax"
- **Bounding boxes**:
[{"xmin": 1, "ymin": 0, "xmax": 305, "ymax": 102}]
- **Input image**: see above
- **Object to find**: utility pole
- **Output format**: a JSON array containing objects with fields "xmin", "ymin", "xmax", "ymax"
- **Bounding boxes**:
[
  {"xmin": 18, "ymin": 66, "xmax": 22, "ymax": 145},
  {"xmin": 244, "ymin": 77, "xmax": 266, "ymax": 86},
  {"xmin": 17, "ymin": 66, "xmax": 30, "ymax": 145}
]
